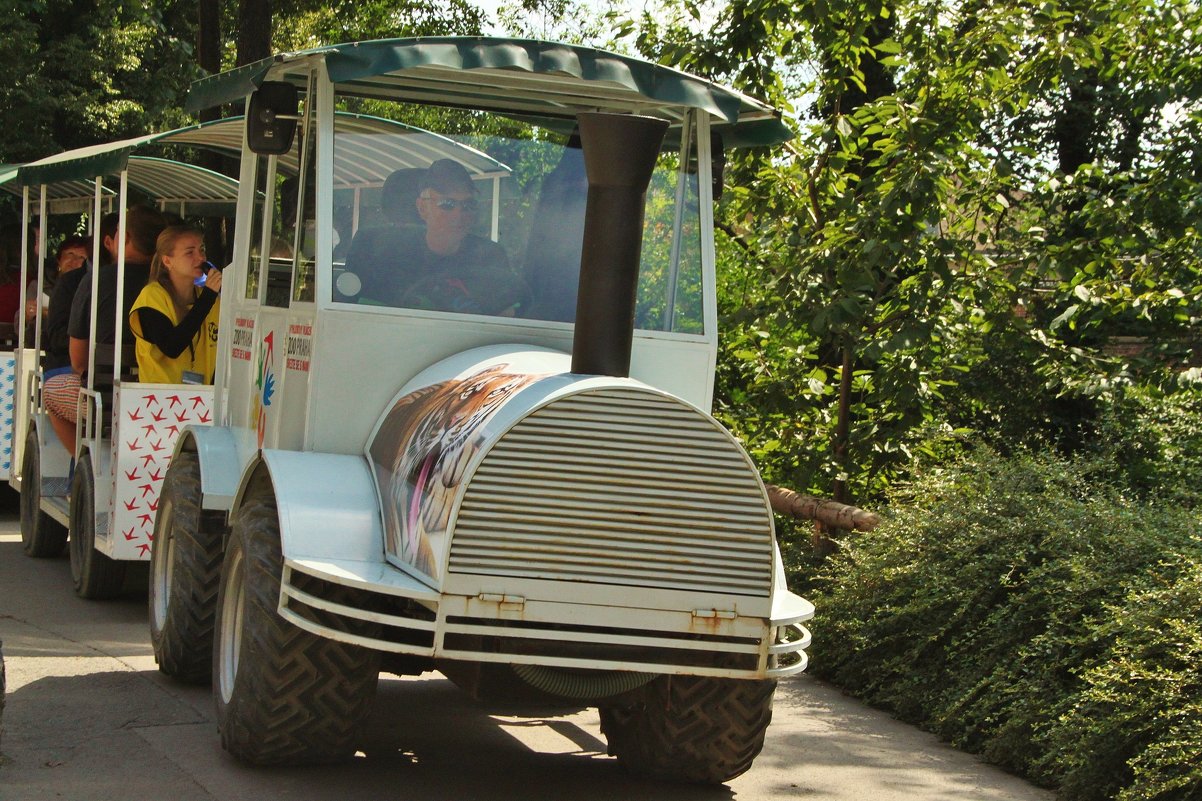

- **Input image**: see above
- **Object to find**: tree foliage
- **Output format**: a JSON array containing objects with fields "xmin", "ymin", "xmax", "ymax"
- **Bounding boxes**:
[
  {"xmin": 627, "ymin": 0, "xmax": 1202, "ymax": 506},
  {"xmin": 0, "ymin": 0, "xmax": 198, "ymax": 165}
]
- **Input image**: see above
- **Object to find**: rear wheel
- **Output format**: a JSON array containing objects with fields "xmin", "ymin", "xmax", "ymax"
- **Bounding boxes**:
[
  {"xmin": 1, "ymin": 638, "xmax": 6, "ymax": 752},
  {"xmin": 69, "ymin": 458, "xmax": 126, "ymax": 599},
  {"xmin": 213, "ymin": 477, "xmax": 380, "ymax": 765},
  {"xmin": 599, "ymin": 675, "xmax": 777, "ymax": 784},
  {"xmin": 150, "ymin": 452, "xmax": 225, "ymax": 683},
  {"xmin": 19, "ymin": 429, "xmax": 67, "ymax": 557}
]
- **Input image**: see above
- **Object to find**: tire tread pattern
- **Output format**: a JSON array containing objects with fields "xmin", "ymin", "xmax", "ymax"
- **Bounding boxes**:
[
  {"xmin": 599, "ymin": 674, "xmax": 777, "ymax": 784},
  {"xmin": 70, "ymin": 459, "xmax": 126, "ymax": 599},
  {"xmin": 151, "ymin": 452, "xmax": 225, "ymax": 683},
  {"xmin": 214, "ymin": 482, "xmax": 380, "ymax": 766},
  {"xmin": 20, "ymin": 431, "xmax": 67, "ymax": 558}
]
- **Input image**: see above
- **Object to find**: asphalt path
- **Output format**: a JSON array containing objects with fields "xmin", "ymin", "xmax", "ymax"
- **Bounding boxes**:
[{"xmin": 0, "ymin": 499, "xmax": 1054, "ymax": 801}]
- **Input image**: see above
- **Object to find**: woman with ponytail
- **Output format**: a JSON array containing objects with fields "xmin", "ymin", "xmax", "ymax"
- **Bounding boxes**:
[{"xmin": 129, "ymin": 226, "xmax": 222, "ymax": 384}]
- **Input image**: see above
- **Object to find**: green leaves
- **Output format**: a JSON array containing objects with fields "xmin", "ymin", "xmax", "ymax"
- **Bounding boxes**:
[{"xmin": 811, "ymin": 445, "xmax": 1202, "ymax": 799}]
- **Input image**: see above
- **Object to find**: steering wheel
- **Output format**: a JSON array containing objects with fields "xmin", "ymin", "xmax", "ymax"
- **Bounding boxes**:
[{"xmin": 399, "ymin": 270, "xmax": 528, "ymax": 316}]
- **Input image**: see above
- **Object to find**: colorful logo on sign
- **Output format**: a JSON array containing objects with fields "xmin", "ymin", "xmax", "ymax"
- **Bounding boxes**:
[{"xmin": 252, "ymin": 331, "xmax": 276, "ymax": 449}]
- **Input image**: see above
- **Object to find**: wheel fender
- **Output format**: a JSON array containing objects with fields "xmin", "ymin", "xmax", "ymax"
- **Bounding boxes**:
[
  {"xmin": 30, "ymin": 416, "xmax": 72, "ymax": 486},
  {"xmin": 79, "ymin": 444, "xmax": 111, "ymax": 531},
  {"xmin": 237, "ymin": 449, "xmax": 386, "ymax": 566},
  {"xmin": 179, "ymin": 426, "xmax": 247, "ymax": 511}
]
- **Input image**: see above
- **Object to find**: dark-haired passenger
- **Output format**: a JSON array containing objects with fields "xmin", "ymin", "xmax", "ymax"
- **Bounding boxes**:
[{"xmin": 43, "ymin": 206, "xmax": 166, "ymax": 454}]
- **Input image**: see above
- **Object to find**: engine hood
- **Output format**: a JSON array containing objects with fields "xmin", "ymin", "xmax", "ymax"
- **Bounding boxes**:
[{"xmin": 366, "ymin": 346, "xmax": 776, "ymax": 607}]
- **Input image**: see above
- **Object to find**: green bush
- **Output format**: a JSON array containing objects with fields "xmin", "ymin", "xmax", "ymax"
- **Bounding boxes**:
[
  {"xmin": 809, "ymin": 449, "xmax": 1201, "ymax": 800},
  {"xmin": 1089, "ymin": 387, "xmax": 1202, "ymax": 509}
]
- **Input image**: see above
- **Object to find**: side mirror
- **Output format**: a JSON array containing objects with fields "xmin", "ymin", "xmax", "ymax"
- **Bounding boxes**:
[
  {"xmin": 247, "ymin": 81, "xmax": 299, "ymax": 155},
  {"xmin": 711, "ymin": 132, "xmax": 726, "ymax": 200}
]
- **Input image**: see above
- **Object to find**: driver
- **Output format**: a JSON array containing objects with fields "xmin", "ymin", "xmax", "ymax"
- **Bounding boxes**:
[{"xmin": 341, "ymin": 159, "xmax": 521, "ymax": 314}]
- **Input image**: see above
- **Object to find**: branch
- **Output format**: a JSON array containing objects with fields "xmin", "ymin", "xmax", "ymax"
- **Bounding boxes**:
[{"xmin": 765, "ymin": 484, "xmax": 880, "ymax": 532}]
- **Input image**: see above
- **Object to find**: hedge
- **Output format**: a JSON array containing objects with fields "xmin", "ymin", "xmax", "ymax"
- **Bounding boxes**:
[{"xmin": 808, "ymin": 450, "xmax": 1201, "ymax": 800}]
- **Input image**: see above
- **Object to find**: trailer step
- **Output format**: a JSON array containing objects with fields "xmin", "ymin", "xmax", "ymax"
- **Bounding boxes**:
[{"xmin": 41, "ymin": 496, "xmax": 70, "ymax": 527}]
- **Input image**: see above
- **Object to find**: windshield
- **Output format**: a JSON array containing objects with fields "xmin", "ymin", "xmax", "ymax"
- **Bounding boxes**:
[{"xmin": 329, "ymin": 101, "xmax": 704, "ymax": 334}]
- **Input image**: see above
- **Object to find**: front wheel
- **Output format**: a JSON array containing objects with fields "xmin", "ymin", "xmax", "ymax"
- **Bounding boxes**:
[
  {"xmin": 599, "ymin": 675, "xmax": 777, "ymax": 784},
  {"xmin": 150, "ymin": 452, "xmax": 225, "ymax": 684},
  {"xmin": 69, "ymin": 458, "xmax": 127, "ymax": 599},
  {"xmin": 213, "ymin": 477, "xmax": 380, "ymax": 765},
  {"xmin": 19, "ymin": 429, "xmax": 67, "ymax": 557}
]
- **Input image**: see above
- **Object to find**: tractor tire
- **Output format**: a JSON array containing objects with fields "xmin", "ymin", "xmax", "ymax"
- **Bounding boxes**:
[
  {"xmin": 1, "ymin": 638, "xmax": 6, "ymax": 752},
  {"xmin": 19, "ymin": 429, "xmax": 67, "ymax": 557},
  {"xmin": 150, "ymin": 452, "xmax": 225, "ymax": 684},
  {"xmin": 599, "ymin": 674, "xmax": 777, "ymax": 784},
  {"xmin": 69, "ymin": 458, "xmax": 127, "ymax": 599},
  {"xmin": 213, "ymin": 479, "xmax": 380, "ymax": 765}
]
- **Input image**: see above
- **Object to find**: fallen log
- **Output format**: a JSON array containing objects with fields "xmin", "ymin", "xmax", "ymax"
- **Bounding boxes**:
[{"xmin": 765, "ymin": 484, "xmax": 880, "ymax": 532}]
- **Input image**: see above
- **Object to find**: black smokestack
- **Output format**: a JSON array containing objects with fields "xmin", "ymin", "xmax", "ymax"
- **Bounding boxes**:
[{"xmin": 571, "ymin": 112, "xmax": 670, "ymax": 377}]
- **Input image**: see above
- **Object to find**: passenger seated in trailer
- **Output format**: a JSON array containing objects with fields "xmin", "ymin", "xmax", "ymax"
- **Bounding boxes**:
[
  {"xmin": 22, "ymin": 235, "xmax": 89, "ymax": 343},
  {"xmin": 41, "ymin": 218, "xmax": 114, "ymax": 455},
  {"xmin": 339, "ymin": 159, "xmax": 524, "ymax": 315},
  {"xmin": 129, "ymin": 225, "xmax": 222, "ymax": 384},
  {"xmin": 43, "ymin": 206, "xmax": 166, "ymax": 455},
  {"xmin": 40, "ymin": 233, "xmax": 93, "ymax": 371}
]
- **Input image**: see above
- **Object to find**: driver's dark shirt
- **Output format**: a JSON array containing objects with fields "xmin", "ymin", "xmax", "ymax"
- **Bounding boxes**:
[{"xmin": 340, "ymin": 225, "xmax": 510, "ymax": 308}]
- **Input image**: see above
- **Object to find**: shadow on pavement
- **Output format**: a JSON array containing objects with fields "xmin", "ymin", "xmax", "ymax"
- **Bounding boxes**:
[{"xmin": 0, "ymin": 669, "xmax": 738, "ymax": 801}]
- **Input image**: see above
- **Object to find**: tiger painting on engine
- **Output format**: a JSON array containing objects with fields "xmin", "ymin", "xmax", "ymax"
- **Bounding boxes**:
[{"xmin": 368, "ymin": 364, "xmax": 540, "ymax": 580}]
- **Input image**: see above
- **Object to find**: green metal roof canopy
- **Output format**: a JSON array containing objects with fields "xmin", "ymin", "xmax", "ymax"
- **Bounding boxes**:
[
  {"xmin": 185, "ymin": 37, "xmax": 793, "ymax": 148},
  {"xmin": 14, "ymin": 121, "xmax": 241, "ymax": 190},
  {"xmin": 15, "ymin": 113, "xmax": 508, "ymax": 191},
  {"xmin": 7, "ymin": 155, "xmax": 238, "ymax": 214},
  {"xmin": 164, "ymin": 113, "xmax": 510, "ymax": 186}
]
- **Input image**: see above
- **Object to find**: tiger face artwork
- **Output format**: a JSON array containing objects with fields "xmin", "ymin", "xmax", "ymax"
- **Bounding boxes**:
[{"xmin": 368, "ymin": 364, "xmax": 540, "ymax": 580}]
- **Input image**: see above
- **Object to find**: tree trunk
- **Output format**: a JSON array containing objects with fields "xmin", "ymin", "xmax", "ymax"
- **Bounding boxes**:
[
  {"xmin": 236, "ymin": 0, "xmax": 273, "ymax": 67},
  {"xmin": 197, "ymin": 0, "xmax": 232, "ymax": 263},
  {"xmin": 766, "ymin": 485, "xmax": 879, "ymax": 532}
]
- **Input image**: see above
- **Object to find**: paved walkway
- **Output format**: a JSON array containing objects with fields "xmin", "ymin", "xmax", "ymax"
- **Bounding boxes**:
[{"xmin": 0, "ymin": 519, "xmax": 1054, "ymax": 801}]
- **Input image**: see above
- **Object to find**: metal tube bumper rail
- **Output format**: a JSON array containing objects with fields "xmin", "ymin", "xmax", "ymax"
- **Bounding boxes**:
[{"xmin": 278, "ymin": 559, "xmax": 813, "ymax": 680}]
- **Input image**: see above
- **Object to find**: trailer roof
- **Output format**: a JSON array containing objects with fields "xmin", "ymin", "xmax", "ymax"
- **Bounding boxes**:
[
  {"xmin": 185, "ymin": 37, "xmax": 793, "ymax": 148},
  {"xmin": 14, "ymin": 113, "xmax": 509, "ymax": 191},
  {"xmin": 4, "ymin": 155, "xmax": 238, "ymax": 214}
]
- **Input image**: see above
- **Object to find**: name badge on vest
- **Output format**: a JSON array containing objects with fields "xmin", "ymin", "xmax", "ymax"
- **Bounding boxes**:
[{"xmin": 182, "ymin": 370, "xmax": 204, "ymax": 385}]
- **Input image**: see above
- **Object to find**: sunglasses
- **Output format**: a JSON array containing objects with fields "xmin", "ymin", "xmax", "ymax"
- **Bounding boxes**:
[{"xmin": 428, "ymin": 197, "xmax": 478, "ymax": 212}]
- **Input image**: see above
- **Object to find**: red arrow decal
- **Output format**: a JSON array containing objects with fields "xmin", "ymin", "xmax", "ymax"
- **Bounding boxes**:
[
  {"xmin": 197, "ymin": 410, "xmax": 212, "ymax": 424},
  {"xmin": 142, "ymin": 423, "xmax": 157, "ymax": 435},
  {"xmin": 191, "ymin": 396, "xmax": 206, "ymax": 408},
  {"xmin": 149, "ymin": 468, "xmax": 163, "ymax": 482},
  {"xmin": 167, "ymin": 394, "xmax": 181, "ymax": 407},
  {"xmin": 165, "ymin": 425, "xmax": 179, "ymax": 437},
  {"xmin": 126, "ymin": 438, "xmax": 141, "ymax": 451},
  {"xmin": 175, "ymin": 411, "xmax": 188, "ymax": 423},
  {"xmin": 150, "ymin": 439, "xmax": 164, "ymax": 452},
  {"xmin": 124, "ymin": 468, "xmax": 140, "ymax": 481},
  {"xmin": 127, "ymin": 408, "xmax": 143, "ymax": 421},
  {"xmin": 140, "ymin": 453, "xmax": 156, "ymax": 468},
  {"xmin": 151, "ymin": 409, "xmax": 165, "ymax": 422},
  {"xmin": 144, "ymin": 394, "xmax": 158, "ymax": 406},
  {"xmin": 123, "ymin": 498, "xmax": 138, "ymax": 511},
  {"xmin": 148, "ymin": 499, "xmax": 159, "ymax": 512},
  {"xmin": 137, "ymin": 544, "xmax": 151, "ymax": 557},
  {"xmin": 137, "ymin": 513, "xmax": 153, "ymax": 526},
  {"xmin": 123, "ymin": 527, "xmax": 137, "ymax": 541},
  {"xmin": 139, "ymin": 483, "xmax": 154, "ymax": 497}
]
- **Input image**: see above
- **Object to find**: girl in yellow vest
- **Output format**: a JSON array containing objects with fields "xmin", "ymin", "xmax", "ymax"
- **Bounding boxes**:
[{"xmin": 129, "ymin": 226, "xmax": 222, "ymax": 384}]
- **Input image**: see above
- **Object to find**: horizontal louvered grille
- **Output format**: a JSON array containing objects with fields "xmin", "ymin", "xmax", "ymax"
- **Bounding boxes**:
[{"xmin": 449, "ymin": 389, "xmax": 773, "ymax": 596}]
